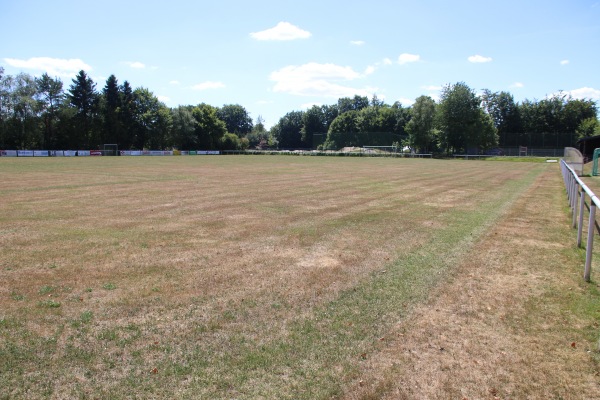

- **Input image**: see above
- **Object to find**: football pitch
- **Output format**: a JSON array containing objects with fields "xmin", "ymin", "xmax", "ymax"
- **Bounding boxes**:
[{"xmin": 1, "ymin": 156, "xmax": 598, "ymax": 398}]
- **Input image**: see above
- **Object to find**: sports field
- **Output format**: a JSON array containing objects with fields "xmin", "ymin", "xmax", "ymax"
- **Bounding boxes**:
[{"xmin": 1, "ymin": 156, "xmax": 598, "ymax": 398}]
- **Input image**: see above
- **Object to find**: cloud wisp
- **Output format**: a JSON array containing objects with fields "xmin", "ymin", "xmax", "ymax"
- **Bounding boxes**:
[
  {"xmin": 124, "ymin": 61, "xmax": 146, "ymax": 69},
  {"xmin": 468, "ymin": 55, "xmax": 493, "ymax": 63},
  {"xmin": 364, "ymin": 58, "xmax": 393, "ymax": 76},
  {"xmin": 250, "ymin": 22, "xmax": 311, "ymax": 41},
  {"xmin": 398, "ymin": 53, "xmax": 420, "ymax": 65},
  {"xmin": 191, "ymin": 81, "xmax": 226, "ymax": 90},
  {"xmin": 270, "ymin": 62, "xmax": 376, "ymax": 98},
  {"xmin": 3, "ymin": 57, "xmax": 91, "ymax": 77}
]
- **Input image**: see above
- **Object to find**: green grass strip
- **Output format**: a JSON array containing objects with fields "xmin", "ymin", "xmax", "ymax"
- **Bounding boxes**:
[
  {"xmin": 0, "ymin": 161, "xmax": 547, "ymax": 399},
  {"xmin": 162, "ymin": 165, "xmax": 546, "ymax": 399}
]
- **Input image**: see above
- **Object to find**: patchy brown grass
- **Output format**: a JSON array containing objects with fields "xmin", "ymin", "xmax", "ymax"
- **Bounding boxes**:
[
  {"xmin": 0, "ymin": 156, "xmax": 597, "ymax": 398},
  {"xmin": 342, "ymin": 164, "xmax": 600, "ymax": 399}
]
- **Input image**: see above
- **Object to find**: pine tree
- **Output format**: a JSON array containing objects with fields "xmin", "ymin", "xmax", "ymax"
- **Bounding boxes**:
[
  {"xmin": 119, "ymin": 81, "xmax": 135, "ymax": 149},
  {"xmin": 68, "ymin": 70, "xmax": 98, "ymax": 148},
  {"xmin": 102, "ymin": 75, "xmax": 121, "ymax": 146}
]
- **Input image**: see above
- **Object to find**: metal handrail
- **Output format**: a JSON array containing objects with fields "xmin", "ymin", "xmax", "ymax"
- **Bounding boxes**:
[{"xmin": 560, "ymin": 159, "xmax": 598, "ymax": 281}]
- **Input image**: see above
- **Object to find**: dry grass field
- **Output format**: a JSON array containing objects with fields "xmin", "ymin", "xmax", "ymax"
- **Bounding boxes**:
[{"xmin": 0, "ymin": 156, "xmax": 598, "ymax": 399}]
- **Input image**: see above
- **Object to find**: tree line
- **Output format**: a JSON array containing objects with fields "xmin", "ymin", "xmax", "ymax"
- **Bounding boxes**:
[
  {"xmin": 1, "ymin": 67, "xmax": 598, "ymax": 153},
  {"xmin": 0, "ymin": 68, "xmax": 257, "ymax": 151}
]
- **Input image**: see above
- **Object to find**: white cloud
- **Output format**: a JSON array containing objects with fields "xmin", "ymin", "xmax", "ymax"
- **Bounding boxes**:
[
  {"xmin": 560, "ymin": 59, "xmax": 570, "ymax": 65},
  {"xmin": 191, "ymin": 81, "xmax": 226, "ymax": 90},
  {"xmin": 157, "ymin": 95, "xmax": 170, "ymax": 103},
  {"xmin": 250, "ymin": 22, "xmax": 311, "ymax": 41},
  {"xmin": 169, "ymin": 80, "xmax": 180, "ymax": 85},
  {"xmin": 271, "ymin": 63, "xmax": 360, "ymax": 83},
  {"xmin": 510, "ymin": 82, "xmax": 524, "ymax": 88},
  {"xmin": 567, "ymin": 87, "xmax": 600, "ymax": 100},
  {"xmin": 398, "ymin": 53, "xmax": 420, "ymax": 65},
  {"xmin": 350, "ymin": 40, "xmax": 365, "ymax": 46},
  {"xmin": 364, "ymin": 65, "xmax": 376, "ymax": 75},
  {"xmin": 3, "ymin": 57, "xmax": 91, "ymax": 77},
  {"xmin": 468, "ymin": 55, "xmax": 493, "ymax": 63},
  {"xmin": 125, "ymin": 61, "xmax": 146, "ymax": 69},
  {"xmin": 396, "ymin": 97, "xmax": 415, "ymax": 106},
  {"xmin": 365, "ymin": 58, "xmax": 394, "ymax": 75},
  {"xmin": 269, "ymin": 62, "xmax": 376, "ymax": 98}
]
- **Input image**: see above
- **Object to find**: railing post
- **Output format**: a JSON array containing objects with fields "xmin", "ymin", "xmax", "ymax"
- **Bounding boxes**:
[
  {"xmin": 585, "ymin": 200, "xmax": 596, "ymax": 282},
  {"xmin": 562, "ymin": 159, "xmax": 596, "ymax": 282},
  {"xmin": 577, "ymin": 188, "xmax": 585, "ymax": 247},
  {"xmin": 572, "ymin": 181, "xmax": 579, "ymax": 228},
  {"xmin": 571, "ymin": 176, "xmax": 577, "ymax": 210},
  {"xmin": 569, "ymin": 174, "xmax": 575, "ymax": 208}
]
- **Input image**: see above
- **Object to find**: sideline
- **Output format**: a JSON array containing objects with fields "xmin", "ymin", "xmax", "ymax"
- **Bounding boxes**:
[{"xmin": 343, "ymin": 166, "xmax": 600, "ymax": 399}]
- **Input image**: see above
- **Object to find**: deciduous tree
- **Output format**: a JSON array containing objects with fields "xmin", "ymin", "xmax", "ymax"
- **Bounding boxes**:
[
  {"xmin": 576, "ymin": 117, "xmax": 600, "ymax": 138},
  {"xmin": 8, "ymin": 73, "xmax": 41, "ymax": 149},
  {"xmin": 35, "ymin": 73, "xmax": 63, "ymax": 149},
  {"xmin": 247, "ymin": 116, "xmax": 277, "ymax": 149},
  {"xmin": 171, "ymin": 106, "xmax": 197, "ymax": 150},
  {"xmin": 301, "ymin": 105, "xmax": 327, "ymax": 146},
  {"xmin": 337, "ymin": 95, "xmax": 369, "ymax": 114},
  {"xmin": 405, "ymin": 95, "xmax": 437, "ymax": 153},
  {"xmin": 271, "ymin": 111, "xmax": 305, "ymax": 149},
  {"xmin": 193, "ymin": 103, "xmax": 227, "ymax": 149},
  {"xmin": 438, "ymin": 82, "xmax": 485, "ymax": 153},
  {"xmin": 481, "ymin": 90, "xmax": 521, "ymax": 147},
  {"xmin": 132, "ymin": 88, "xmax": 172, "ymax": 149},
  {"xmin": 324, "ymin": 110, "xmax": 358, "ymax": 149},
  {"xmin": 217, "ymin": 104, "xmax": 253, "ymax": 136}
]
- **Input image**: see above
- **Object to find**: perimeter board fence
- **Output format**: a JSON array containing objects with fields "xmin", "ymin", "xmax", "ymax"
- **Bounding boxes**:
[
  {"xmin": 561, "ymin": 158, "xmax": 600, "ymax": 282},
  {"xmin": 1, "ymin": 147, "xmax": 562, "ymax": 158},
  {"xmin": 0, "ymin": 150, "xmax": 221, "ymax": 157},
  {"xmin": 221, "ymin": 149, "xmax": 432, "ymax": 157}
]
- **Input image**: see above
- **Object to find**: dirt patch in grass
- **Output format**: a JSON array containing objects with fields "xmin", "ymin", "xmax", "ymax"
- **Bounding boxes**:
[{"xmin": 343, "ymin": 165, "xmax": 600, "ymax": 398}]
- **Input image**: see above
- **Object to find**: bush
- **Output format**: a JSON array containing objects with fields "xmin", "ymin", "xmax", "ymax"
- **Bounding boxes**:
[{"xmin": 220, "ymin": 133, "xmax": 240, "ymax": 150}]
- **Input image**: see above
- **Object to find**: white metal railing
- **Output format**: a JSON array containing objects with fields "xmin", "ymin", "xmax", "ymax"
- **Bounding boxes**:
[{"xmin": 561, "ymin": 159, "xmax": 599, "ymax": 281}]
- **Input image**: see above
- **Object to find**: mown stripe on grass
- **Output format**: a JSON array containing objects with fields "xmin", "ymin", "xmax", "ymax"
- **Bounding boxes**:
[
  {"xmin": 166, "ymin": 165, "xmax": 547, "ymax": 399},
  {"xmin": 0, "ymin": 160, "xmax": 547, "ymax": 399}
]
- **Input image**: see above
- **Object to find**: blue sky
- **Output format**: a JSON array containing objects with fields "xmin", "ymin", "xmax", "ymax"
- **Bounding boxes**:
[{"xmin": 2, "ymin": 0, "xmax": 599, "ymax": 128}]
